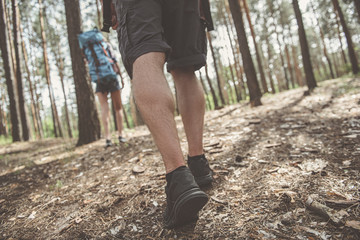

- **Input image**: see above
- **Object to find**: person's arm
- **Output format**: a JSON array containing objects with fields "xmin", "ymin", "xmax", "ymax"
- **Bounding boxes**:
[{"xmin": 101, "ymin": 0, "xmax": 118, "ymax": 32}]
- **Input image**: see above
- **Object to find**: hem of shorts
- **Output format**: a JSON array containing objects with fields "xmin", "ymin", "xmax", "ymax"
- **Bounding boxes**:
[
  {"xmin": 166, "ymin": 54, "xmax": 206, "ymax": 72},
  {"xmin": 127, "ymin": 42, "xmax": 171, "ymax": 78},
  {"xmin": 95, "ymin": 87, "xmax": 121, "ymax": 93}
]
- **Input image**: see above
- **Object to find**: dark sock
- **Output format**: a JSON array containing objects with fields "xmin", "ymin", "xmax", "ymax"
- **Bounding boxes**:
[
  {"xmin": 166, "ymin": 166, "xmax": 187, "ymax": 184},
  {"xmin": 188, "ymin": 154, "xmax": 205, "ymax": 161}
]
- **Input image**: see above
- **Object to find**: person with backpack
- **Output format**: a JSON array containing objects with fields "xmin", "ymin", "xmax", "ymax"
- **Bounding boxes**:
[
  {"xmin": 78, "ymin": 30, "xmax": 126, "ymax": 147},
  {"xmin": 103, "ymin": 0, "xmax": 214, "ymax": 228}
]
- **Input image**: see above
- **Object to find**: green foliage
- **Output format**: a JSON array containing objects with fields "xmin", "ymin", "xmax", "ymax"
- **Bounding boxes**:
[{"xmin": 0, "ymin": 135, "xmax": 12, "ymax": 145}]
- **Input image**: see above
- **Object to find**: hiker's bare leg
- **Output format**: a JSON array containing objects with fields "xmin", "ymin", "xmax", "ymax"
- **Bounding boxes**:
[
  {"xmin": 110, "ymin": 90, "xmax": 124, "ymax": 137},
  {"xmin": 132, "ymin": 52, "xmax": 185, "ymax": 173},
  {"xmin": 97, "ymin": 92, "xmax": 111, "ymax": 140},
  {"xmin": 172, "ymin": 68, "xmax": 205, "ymax": 157}
]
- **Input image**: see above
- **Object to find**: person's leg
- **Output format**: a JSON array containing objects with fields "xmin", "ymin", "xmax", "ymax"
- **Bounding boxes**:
[
  {"xmin": 171, "ymin": 67, "xmax": 205, "ymax": 157},
  {"xmin": 132, "ymin": 52, "xmax": 185, "ymax": 173},
  {"xmin": 110, "ymin": 90, "xmax": 124, "ymax": 138},
  {"xmin": 171, "ymin": 67, "xmax": 213, "ymax": 187},
  {"xmin": 96, "ymin": 92, "xmax": 111, "ymax": 140}
]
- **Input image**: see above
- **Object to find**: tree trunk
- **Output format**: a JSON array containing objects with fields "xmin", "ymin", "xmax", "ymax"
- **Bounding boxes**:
[
  {"xmin": 64, "ymin": 0, "xmax": 101, "ymax": 146},
  {"xmin": 242, "ymin": 0, "xmax": 268, "ymax": 93},
  {"xmin": 333, "ymin": 10, "xmax": 347, "ymax": 65},
  {"xmin": 288, "ymin": 30, "xmax": 304, "ymax": 86},
  {"xmin": 207, "ymin": 32, "xmax": 226, "ymax": 106},
  {"xmin": 332, "ymin": 0, "xmax": 359, "ymax": 74},
  {"xmin": 228, "ymin": 0, "xmax": 262, "ymax": 106},
  {"xmin": 0, "ymin": 0, "xmax": 21, "ymax": 141},
  {"xmin": 284, "ymin": 45, "xmax": 295, "ymax": 88},
  {"xmin": 263, "ymin": 31, "xmax": 276, "ymax": 94},
  {"xmin": 227, "ymin": 55, "xmax": 240, "ymax": 102},
  {"xmin": 236, "ymin": 46, "xmax": 247, "ymax": 97},
  {"xmin": 198, "ymin": 71, "xmax": 212, "ymax": 110},
  {"xmin": 38, "ymin": 0, "xmax": 63, "ymax": 137},
  {"xmin": 221, "ymin": 5, "xmax": 241, "ymax": 101},
  {"xmin": 54, "ymin": 42, "xmax": 73, "ymax": 138},
  {"xmin": 12, "ymin": 0, "xmax": 29, "ymax": 140},
  {"xmin": 225, "ymin": 3, "xmax": 244, "ymax": 100},
  {"xmin": 96, "ymin": 0, "xmax": 102, "ymax": 29},
  {"xmin": 292, "ymin": 0, "xmax": 317, "ymax": 91},
  {"xmin": 4, "ymin": 4, "xmax": 17, "ymax": 83},
  {"xmin": 205, "ymin": 64, "xmax": 220, "ymax": 109},
  {"xmin": 354, "ymin": 0, "xmax": 360, "ymax": 23},
  {"xmin": 19, "ymin": 20, "xmax": 40, "ymax": 138},
  {"xmin": 28, "ymin": 33, "xmax": 44, "ymax": 138}
]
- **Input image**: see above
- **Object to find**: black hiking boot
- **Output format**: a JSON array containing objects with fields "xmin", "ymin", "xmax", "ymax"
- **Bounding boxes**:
[
  {"xmin": 118, "ymin": 136, "xmax": 127, "ymax": 143},
  {"xmin": 187, "ymin": 154, "xmax": 213, "ymax": 187},
  {"xmin": 164, "ymin": 166, "xmax": 208, "ymax": 229},
  {"xmin": 105, "ymin": 139, "xmax": 112, "ymax": 148}
]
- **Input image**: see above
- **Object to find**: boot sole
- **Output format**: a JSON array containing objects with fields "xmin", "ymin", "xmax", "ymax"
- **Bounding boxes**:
[{"xmin": 164, "ymin": 188, "xmax": 208, "ymax": 229}]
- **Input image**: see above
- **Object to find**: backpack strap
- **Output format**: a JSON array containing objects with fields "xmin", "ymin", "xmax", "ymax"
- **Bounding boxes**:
[{"xmin": 88, "ymin": 43, "xmax": 101, "ymax": 83}]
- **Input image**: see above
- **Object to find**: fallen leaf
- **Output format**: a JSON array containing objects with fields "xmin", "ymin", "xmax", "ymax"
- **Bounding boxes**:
[
  {"xmin": 264, "ymin": 143, "xmax": 282, "ymax": 148},
  {"xmin": 28, "ymin": 211, "xmax": 37, "ymax": 219},
  {"xmin": 74, "ymin": 217, "xmax": 82, "ymax": 224},
  {"xmin": 345, "ymin": 220, "xmax": 360, "ymax": 230},
  {"xmin": 248, "ymin": 119, "xmax": 261, "ymax": 124},
  {"xmin": 132, "ymin": 165, "xmax": 145, "ymax": 174},
  {"xmin": 83, "ymin": 199, "xmax": 94, "ymax": 204},
  {"xmin": 211, "ymin": 196, "xmax": 228, "ymax": 205}
]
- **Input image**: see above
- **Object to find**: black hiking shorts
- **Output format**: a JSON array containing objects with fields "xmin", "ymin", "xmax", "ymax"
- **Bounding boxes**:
[
  {"xmin": 95, "ymin": 75, "xmax": 121, "ymax": 93},
  {"xmin": 113, "ymin": 0, "xmax": 208, "ymax": 78}
]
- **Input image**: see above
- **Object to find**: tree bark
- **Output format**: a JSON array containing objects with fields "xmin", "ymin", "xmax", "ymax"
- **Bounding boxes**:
[
  {"xmin": 96, "ymin": 0, "xmax": 102, "ymax": 29},
  {"xmin": 242, "ymin": 0, "xmax": 268, "ymax": 93},
  {"xmin": 225, "ymin": 3, "xmax": 245, "ymax": 99},
  {"xmin": 221, "ymin": 5, "xmax": 241, "ymax": 101},
  {"xmin": 0, "ymin": 0, "xmax": 21, "ymax": 141},
  {"xmin": 4, "ymin": 4, "xmax": 17, "ymax": 83},
  {"xmin": 53, "ymin": 42, "xmax": 73, "ymax": 138},
  {"xmin": 332, "ymin": 0, "xmax": 359, "ymax": 75},
  {"xmin": 228, "ymin": 0, "xmax": 262, "ymax": 106},
  {"xmin": 64, "ymin": 0, "xmax": 101, "ymax": 146},
  {"xmin": 38, "ymin": 0, "xmax": 63, "ymax": 137},
  {"xmin": 292, "ymin": 0, "xmax": 317, "ymax": 91},
  {"xmin": 354, "ymin": 0, "xmax": 360, "ymax": 23},
  {"xmin": 12, "ymin": 0, "xmax": 29, "ymax": 140},
  {"xmin": 288, "ymin": 30, "xmax": 304, "ymax": 86},
  {"xmin": 332, "ymin": 11, "xmax": 347, "ymax": 65},
  {"xmin": 19, "ymin": 19, "xmax": 40, "ymax": 138}
]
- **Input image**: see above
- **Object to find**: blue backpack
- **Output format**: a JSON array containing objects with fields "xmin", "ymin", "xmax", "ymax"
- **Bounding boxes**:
[{"xmin": 78, "ymin": 29, "xmax": 117, "ymax": 83}]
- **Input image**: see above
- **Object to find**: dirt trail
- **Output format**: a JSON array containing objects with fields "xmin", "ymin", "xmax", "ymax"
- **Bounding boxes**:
[{"xmin": 1, "ymin": 78, "xmax": 359, "ymax": 239}]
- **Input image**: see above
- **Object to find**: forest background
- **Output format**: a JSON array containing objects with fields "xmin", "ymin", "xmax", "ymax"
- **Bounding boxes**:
[{"xmin": 0, "ymin": 0, "xmax": 359, "ymax": 145}]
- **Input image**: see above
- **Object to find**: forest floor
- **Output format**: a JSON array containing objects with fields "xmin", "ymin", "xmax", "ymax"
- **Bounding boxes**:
[{"xmin": 1, "ymin": 77, "xmax": 360, "ymax": 240}]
